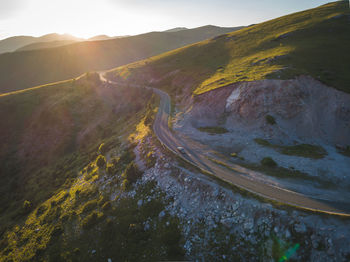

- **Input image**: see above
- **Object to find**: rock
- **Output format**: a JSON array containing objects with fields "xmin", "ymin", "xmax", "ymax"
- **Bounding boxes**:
[
  {"xmin": 159, "ymin": 210, "xmax": 166, "ymax": 218},
  {"xmin": 285, "ymin": 229, "xmax": 291, "ymax": 239},
  {"xmin": 294, "ymin": 223, "xmax": 307, "ymax": 234},
  {"xmin": 144, "ymin": 222, "xmax": 150, "ymax": 231},
  {"xmin": 312, "ymin": 239, "xmax": 319, "ymax": 249},
  {"xmin": 244, "ymin": 220, "xmax": 254, "ymax": 231}
]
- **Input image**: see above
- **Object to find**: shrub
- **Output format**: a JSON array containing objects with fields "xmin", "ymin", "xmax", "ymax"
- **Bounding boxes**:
[
  {"xmin": 36, "ymin": 205, "xmax": 48, "ymax": 217},
  {"xmin": 98, "ymin": 143, "xmax": 107, "ymax": 155},
  {"xmin": 261, "ymin": 157, "xmax": 277, "ymax": 167},
  {"xmin": 121, "ymin": 179, "xmax": 131, "ymax": 191},
  {"xmin": 81, "ymin": 200, "xmax": 98, "ymax": 214},
  {"xmin": 265, "ymin": 115, "xmax": 276, "ymax": 125},
  {"xmin": 96, "ymin": 155, "xmax": 106, "ymax": 169},
  {"xmin": 81, "ymin": 211, "xmax": 103, "ymax": 229},
  {"xmin": 102, "ymin": 201, "xmax": 112, "ymax": 211},
  {"xmin": 22, "ymin": 200, "xmax": 32, "ymax": 214},
  {"xmin": 122, "ymin": 162, "xmax": 141, "ymax": 184},
  {"xmin": 106, "ymin": 163, "xmax": 115, "ymax": 176},
  {"xmin": 254, "ymin": 138, "xmax": 271, "ymax": 146}
]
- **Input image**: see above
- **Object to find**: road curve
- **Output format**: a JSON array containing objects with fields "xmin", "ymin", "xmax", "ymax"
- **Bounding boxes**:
[
  {"xmin": 152, "ymin": 88, "xmax": 350, "ymax": 217},
  {"xmin": 100, "ymin": 72, "xmax": 350, "ymax": 217}
]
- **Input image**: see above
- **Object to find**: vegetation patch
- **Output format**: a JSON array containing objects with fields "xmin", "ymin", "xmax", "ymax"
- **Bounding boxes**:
[
  {"xmin": 265, "ymin": 115, "xmax": 276, "ymax": 125},
  {"xmin": 197, "ymin": 126, "xmax": 229, "ymax": 135},
  {"xmin": 261, "ymin": 157, "xmax": 277, "ymax": 167},
  {"xmin": 254, "ymin": 139, "xmax": 327, "ymax": 159},
  {"xmin": 338, "ymin": 146, "xmax": 350, "ymax": 157},
  {"xmin": 280, "ymin": 144, "xmax": 327, "ymax": 159}
]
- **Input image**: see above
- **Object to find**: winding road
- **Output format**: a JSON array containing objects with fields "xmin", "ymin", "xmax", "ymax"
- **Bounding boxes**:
[
  {"xmin": 101, "ymin": 73, "xmax": 350, "ymax": 217},
  {"xmin": 152, "ymin": 88, "xmax": 350, "ymax": 217}
]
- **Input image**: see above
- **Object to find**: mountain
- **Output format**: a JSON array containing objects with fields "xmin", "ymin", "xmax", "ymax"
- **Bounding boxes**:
[
  {"xmin": 0, "ymin": 33, "xmax": 81, "ymax": 54},
  {"xmin": 1, "ymin": 2, "xmax": 350, "ymax": 261},
  {"xmin": 0, "ymin": 35, "xmax": 36, "ymax": 54},
  {"xmin": 107, "ymin": 1, "xmax": 350, "ymax": 95},
  {"xmin": 15, "ymin": 39, "xmax": 78, "ymax": 52},
  {"xmin": 0, "ymin": 25, "xmax": 243, "ymax": 93},
  {"xmin": 164, "ymin": 27, "xmax": 188, "ymax": 32},
  {"xmin": 88, "ymin": 35, "xmax": 115, "ymax": 41}
]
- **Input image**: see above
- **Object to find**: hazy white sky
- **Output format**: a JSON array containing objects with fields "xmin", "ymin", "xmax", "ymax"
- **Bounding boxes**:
[{"xmin": 0, "ymin": 0, "xmax": 333, "ymax": 39}]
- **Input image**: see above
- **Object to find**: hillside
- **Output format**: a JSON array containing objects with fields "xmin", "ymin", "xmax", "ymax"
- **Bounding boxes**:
[
  {"xmin": 0, "ymin": 25, "xmax": 242, "ymax": 94},
  {"xmin": 0, "ymin": 33, "xmax": 81, "ymax": 54},
  {"xmin": 0, "ymin": 72, "xmax": 187, "ymax": 261},
  {"xmin": 15, "ymin": 40, "xmax": 78, "ymax": 52},
  {"xmin": 107, "ymin": 1, "xmax": 350, "ymax": 95}
]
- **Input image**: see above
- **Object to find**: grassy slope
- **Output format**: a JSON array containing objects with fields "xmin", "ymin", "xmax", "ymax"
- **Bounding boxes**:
[
  {"xmin": 15, "ymin": 40, "xmax": 78, "ymax": 52},
  {"xmin": 0, "ymin": 77, "xmax": 184, "ymax": 260},
  {"xmin": 107, "ymin": 1, "xmax": 350, "ymax": 95},
  {"xmin": 0, "ymin": 73, "xmax": 152, "ymax": 234},
  {"xmin": 0, "ymin": 26, "xmax": 242, "ymax": 94}
]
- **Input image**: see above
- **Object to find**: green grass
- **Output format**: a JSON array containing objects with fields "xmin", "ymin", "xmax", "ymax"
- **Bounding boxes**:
[
  {"xmin": 0, "ymin": 72, "xmax": 155, "ymax": 257},
  {"xmin": 108, "ymin": 1, "xmax": 350, "ymax": 95},
  {"xmin": 0, "ymin": 76, "xmax": 184, "ymax": 261},
  {"xmin": 197, "ymin": 126, "xmax": 229, "ymax": 134},
  {"xmin": 254, "ymin": 139, "xmax": 327, "ymax": 159}
]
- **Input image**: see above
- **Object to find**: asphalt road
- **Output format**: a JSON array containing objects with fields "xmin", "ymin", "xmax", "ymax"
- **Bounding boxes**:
[
  {"xmin": 100, "ymin": 72, "xmax": 350, "ymax": 217},
  {"xmin": 152, "ymin": 88, "xmax": 350, "ymax": 217}
]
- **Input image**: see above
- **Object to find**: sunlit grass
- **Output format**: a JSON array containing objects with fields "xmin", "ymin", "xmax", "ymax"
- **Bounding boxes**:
[{"xmin": 108, "ymin": 1, "xmax": 350, "ymax": 95}]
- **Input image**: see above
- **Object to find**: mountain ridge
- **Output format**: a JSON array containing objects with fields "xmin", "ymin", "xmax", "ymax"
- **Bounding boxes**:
[{"xmin": 0, "ymin": 25, "xmax": 243, "ymax": 93}]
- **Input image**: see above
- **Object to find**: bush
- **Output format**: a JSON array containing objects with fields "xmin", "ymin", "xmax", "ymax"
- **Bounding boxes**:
[
  {"xmin": 81, "ymin": 200, "xmax": 98, "ymax": 214},
  {"xmin": 122, "ymin": 162, "xmax": 141, "ymax": 184},
  {"xmin": 36, "ymin": 205, "xmax": 48, "ymax": 217},
  {"xmin": 22, "ymin": 200, "xmax": 32, "ymax": 214},
  {"xmin": 98, "ymin": 143, "xmax": 107, "ymax": 155},
  {"xmin": 106, "ymin": 163, "xmax": 115, "ymax": 176},
  {"xmin": 261, "ymin": 157, "xmax": 277, "ymax": 167},
  {"xmin": 121, "ymin": 179, "xmax": 131, "ymax": 191},
  {"xmin": 81, "ymin": 211, "xmax": 102, "ymax": 229},
  {"xmin": 102, "ymin": 201, "xmax": 112, "ymax": 211},
  {"xmin": 265, "ymin": 115, "xmax": 276, "ymax": 125},
  {"xmin": 96, "ymin": 155, "xmax": 106, "ymax": 169}
]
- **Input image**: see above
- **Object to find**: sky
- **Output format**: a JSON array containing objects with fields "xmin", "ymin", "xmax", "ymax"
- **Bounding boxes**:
[{"xmin": 0, "ymin": 0, "xmax": 334, "ymax": 40}]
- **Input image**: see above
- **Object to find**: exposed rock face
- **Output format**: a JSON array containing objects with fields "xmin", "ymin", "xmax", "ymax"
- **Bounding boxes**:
[{"xmin": 188, "ymin": 76, "xmax": 350, "ymax": 146}]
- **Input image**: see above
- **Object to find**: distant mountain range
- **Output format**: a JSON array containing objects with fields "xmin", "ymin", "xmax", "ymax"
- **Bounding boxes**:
[
  {"xmin": 0, "ymin": 33, "xmax": 83, "ymax": 54},
  {"xmin": 0, "ymin": 25, "xmax": 243, "ymax": 93}
]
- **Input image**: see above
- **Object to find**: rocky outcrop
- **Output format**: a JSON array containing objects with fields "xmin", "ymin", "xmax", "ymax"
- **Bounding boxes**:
[{"xmin": 187, "ymin": 76, "xmax": 350, "ymax": 146}]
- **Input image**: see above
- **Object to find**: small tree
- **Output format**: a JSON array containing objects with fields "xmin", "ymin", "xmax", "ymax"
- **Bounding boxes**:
[{"xmin": 96, "ymin": 155, "xmax": 106, "ymax": 169}]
